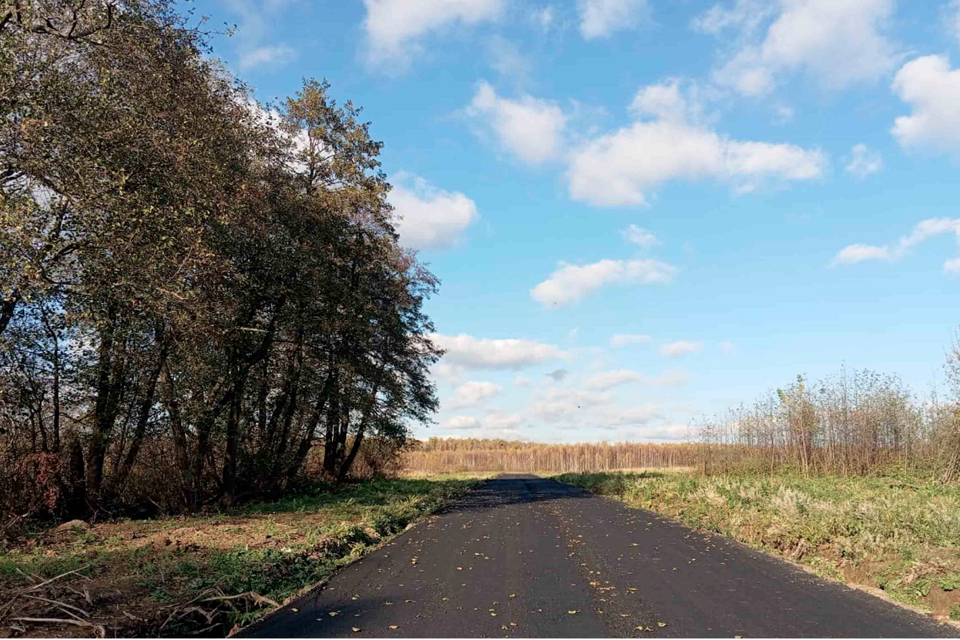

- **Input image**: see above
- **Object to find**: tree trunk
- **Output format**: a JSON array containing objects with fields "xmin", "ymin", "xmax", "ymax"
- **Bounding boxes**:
[
  {"xmin": 110, "ymin": 325, "xmax": 169, "ymax": 496},
  {"xmin": 285, "ymin": 371, "xmax": 336, "ymax": 486},
  {"xmin": 86, "ymin": 307, "xmax": 124, "ymax": 507},
  {"xmin": 0, "ymin": 289, "xmax": 18, "ymax": 337}
]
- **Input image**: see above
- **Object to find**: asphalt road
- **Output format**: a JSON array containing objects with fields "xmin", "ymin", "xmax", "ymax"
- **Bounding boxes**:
[{"xmin": 240, "ymin": 475, "xmax": 958, "ymax": 638}]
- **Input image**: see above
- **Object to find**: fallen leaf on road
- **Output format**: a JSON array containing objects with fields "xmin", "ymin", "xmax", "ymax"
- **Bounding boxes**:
[
  {"xmin": 658, "ymin": 622, "xmax": 667, "ymax": 627},
  {"xmin": 457, "ymin": 567, "xmax": 463, "ymax": 571},
  {"xmin": 389, "ymin": 626, "xmax": 398, "ymax": 630},
  {"xmin": 351, "ymin": 628, "xmax": 360, "ymax": 633},
  {"xmin": 509, "ymin": 594, "xmax": 516, "ymax": 598},
  {"xmin": 292, "ymin": 608, "xmax": 298, "ymax": 612},
  {"xmin": 568, "ymin": 610, "xmax": 578, "ymax": 615},
  {"xmin": 329, "ymin": 612, "xmax": 339, "ymax": 617}
]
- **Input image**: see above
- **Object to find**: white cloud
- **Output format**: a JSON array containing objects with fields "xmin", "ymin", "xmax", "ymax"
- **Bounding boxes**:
[
  {"xmin": 363, "ymin": 0, "xmax": 505, "ymax": 66},
  {"xmin": 531, "ymin": 6, "xmax": 556, "ymax": 32},
  {"xmin": 946, "ymin": 258, "xmax": 960, "ymax": 274},
  {"xmin": 610, "ymin": 333, "xmax": 653, "ymax": 347},
  {"xmin": 844, "ymin": 144, "xmax": 883, "ymax": 178},
  {"xmin": 691, "ymin": 0, "xmax": 773, "ymax": 36},
  {"xmin": 622, "ymin": 225, "xmax": 659, "ymax": 248},
  {"xmin": 466, "ymin": 82, "xmax": 567, "ymax": 165},
  {"xmin": 578, "ymin": 0, "xmax": 651, "ymax": 39},
  {"xmin": 531, "ymin": 258, "xmax": 677, "ymax": 308},
  {"xmin": 239, "ymin": 44, "xmax": 296, "ymax": 70},
  {"xmin": 831, "ymin": 243, "xmax": 893, "ymax": 265},
  {"xmin": 700, "ymin": 0, "xmax": 898, "ymax": 98},
  {"xmin": 594, "ymin": 404, "xmax": 662, "ymax": 427},
  {"xmin": 949, "ymin": 1, "xmax": 960, "ymax": 46},
  {"xmin": 584, "ymin": 369, "xmax": 688, "ymax": 390},
  {"xmin": 618, "ymin": 423, "xmax": 690, "ymax": 442},
  {"xmin": 487, "ymin": 36, "xmax": 533, "ymax": 82},
  {"xmin": 513, "ymin": 376, "xmax": 532, "ymax": 387},
  {"xmin": 431, "ymin": 333, "xmax": 568, "ymax": 370},
  {"xmin": 444, "ymin": 415, "xmax": 482, "ymax": 430},
  {"xmin": 719, "ymin": 340, "xmax": 738, "ymax": 354},
  {"xmin": 584, "ymin": 369, "xmax": 641, "ymax": 390},
  {"xmin": 831, "ymin": 218, "xmax": 960, "ymax": 271},
  {"xmin": 529, "ymin": 387, "xmax": 614, "ymax": 422},
  {"xmin": 389, "ymin": 173, "xmax": 478, "ymax": 250},
  {"xmin": 486, "ymin": 412, "xmax": 523, "ymax": 429},
  {"xmin": 774, "ymin": 105, "xmax": 795, "ymax": 124},
  {"xmin": 891, "ymin": 55, "xmax": 960, "ymax": 149},
  {"xmin": 567, "ymin": 81, "xmax": 826, "ymax": 206},
  {"xmin": 447, "ymin": 381, "xmax": 503, "ymax": 409},
  {"xmin": 660, "ymin": 340, "xmax": 704, "ymax": 357}
]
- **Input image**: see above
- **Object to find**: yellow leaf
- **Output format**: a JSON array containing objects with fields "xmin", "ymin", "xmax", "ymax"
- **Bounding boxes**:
[
  {"xmin": 457, "ymin": 567, "xmax": 463, "ymax": 571},
  {"xmin": 658, "ymin": 622, "xmax": 667, "ymax": 628},
  {"xmin": 351, "ymin": 628, "xmax": 360, "ymax": 633},
  {"xmin": 568, "ymin": 610, "xmax": 578, "ymax": 614},
  {"xmin": 292, "ymin": 608, "xmax": 298, "ymax": 612},
  {"xmin": 509, "ymin": 594, "xmax": 516, "ymax": 598},
  {"xmin": 329, "ymin": 612, "xmax": 339, "ymax": 617},
  {"xmin": 388, "ymin": 625, "xmax": 398, "ymax": 630}
]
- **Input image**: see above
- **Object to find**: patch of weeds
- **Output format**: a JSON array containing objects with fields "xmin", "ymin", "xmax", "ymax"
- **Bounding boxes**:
[
  {"xmin": 939, "ymin": 574, "xmax": 960, "ymax": 591},
  {"xmin": 950, "ymin": 604, "xmax": 960, "ymax": 621}
]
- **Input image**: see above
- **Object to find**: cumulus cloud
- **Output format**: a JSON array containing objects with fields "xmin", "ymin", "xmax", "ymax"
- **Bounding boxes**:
[
  {"xmin": 660, "ymin": 340, "xmax": 704, "ymax": 357},
  {"xmin": 578, "ymin": 0, "xmax": 651, "ymax": 39},
  {"xmin": 698, "ymin": 0, "xmax": 898, "ymax": 98},
  {"xmin": 513, "ymin": 376, "xmax": 532, "ymax": 387},
  {"xmin": 486, "ymin": 412, "xmax": 523, "ymax": 429},
  {"xmin": 465, "ymin": 82, "xmax": 567, "ymax": 165},
  {"xmin": 622, "ymin": 225, "xmax": 659, "ymax": 248},
  {"xmin": 584, "ymin": 369, "xmax": 688, "ymax": 390},
  {"xmin": 891, "ymin": 55, "xmax": 960, "ymax": 150},
  {"xmin": 844, "ymin": 144, "xmax": 883, "ymax": 178},
  {"xmin": 531, "ymin": 258, "xmax": 677, "ymax": 307},
  {"xmin": 363, "ymin": 0, "xmax": 505, "ymax": 66},
  {"xmin": 831, "ymin": 217, "xmax": 960, "ymax": 271},
  {"xmin": 444, "ymin": 415, "xmax": 482, "ymax": 430},
  {"xmin": 567, "ymin": 81, "xmax": 826, "ymax": 206},
  {"xmin": 546, "ymin": 369, "xmax": 570, "ymax": 382},
  {"xmin": 431, "ymin": 333, "xmax": 568, "ymax": 370},
  {"xmin": 529, "ymin": 387, "xmax": 614, "ymax": 422},
  {"xmin": 610, "ymin": 333, "xmax": 653, "ymax": 347},
  {"xmin": 389, "ymin": 172, "xmax": 478, "ymax": 250},
  {"xmin": 447, "ymin": 381, "xmax": 503, "ymax": 409}
]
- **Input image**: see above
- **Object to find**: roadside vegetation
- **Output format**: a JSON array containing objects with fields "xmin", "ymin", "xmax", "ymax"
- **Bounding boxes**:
[{"xmin": 0, "ymin": 477, "xmax": 478, "ymax": 636}]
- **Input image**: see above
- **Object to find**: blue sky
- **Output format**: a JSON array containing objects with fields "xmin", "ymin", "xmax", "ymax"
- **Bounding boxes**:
[{"xmin": 194, "ymin": 0, "xmax": 960, "ymax": 443}]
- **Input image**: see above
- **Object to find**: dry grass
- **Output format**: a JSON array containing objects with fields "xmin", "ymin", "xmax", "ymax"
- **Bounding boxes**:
[{"xmin": 0, "ymin": 477, "xmax": 479, "ymax": 637}]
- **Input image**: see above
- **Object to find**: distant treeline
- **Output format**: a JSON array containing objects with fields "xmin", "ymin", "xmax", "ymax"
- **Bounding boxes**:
[
  {"xmin": 403, "ymin": 438, "xmax": 698, "ymax": 474},
  {"xmin": 1, "ymin": 0, "xmax": 440, "ymax": 523}
]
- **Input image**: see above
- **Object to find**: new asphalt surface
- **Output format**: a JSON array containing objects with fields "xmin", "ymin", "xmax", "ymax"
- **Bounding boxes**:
[{"xmin": 239, "ymin": 475, "xmax": 958, "ymax": 638}]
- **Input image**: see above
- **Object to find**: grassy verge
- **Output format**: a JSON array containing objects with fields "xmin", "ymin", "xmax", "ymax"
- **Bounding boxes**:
[
  {"xmin": 0, "ymin": 476, "xmax": 480, "ymax": 637},
  {"xmin": 556, "ymin": 471, "xmax": 960, "ymax": 623}
]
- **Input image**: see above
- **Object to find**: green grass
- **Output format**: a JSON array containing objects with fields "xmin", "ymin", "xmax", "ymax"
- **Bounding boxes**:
[
  {"xmin": 0, "ymin": 476, "xmax": 480, "ymax": 635},
  {"xmin": 556, "ymin": 471, "xmax": 960, "ymax": 619}
]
